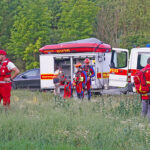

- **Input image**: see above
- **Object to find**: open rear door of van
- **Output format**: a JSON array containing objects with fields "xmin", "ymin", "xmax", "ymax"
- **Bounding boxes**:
[
  {"xmin": 40, "ymin": 55, "xmax": 54, "ymax": 89},
  {"xmin": 109, "ymin": 48, "xmax": 129, "ymax": 87}
]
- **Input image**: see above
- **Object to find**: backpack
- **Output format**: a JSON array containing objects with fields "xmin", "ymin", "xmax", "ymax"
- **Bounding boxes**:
[{"xmin": 133, "ymin": 69, "xmax": 150, "ymax": 94}]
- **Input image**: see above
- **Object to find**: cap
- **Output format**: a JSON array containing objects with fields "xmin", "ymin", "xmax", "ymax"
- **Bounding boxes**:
[
  {"xmin": 84, "ymin": 58, "xmax": 90, "ymax": 64},
  {"xmin": 0, "ymin": 50, "xmax": 7, "ymax": 56}
]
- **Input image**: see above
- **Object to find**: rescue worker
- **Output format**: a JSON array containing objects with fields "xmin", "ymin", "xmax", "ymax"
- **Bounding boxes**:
[
  {"xmin": 83, "ymin": 58, "xmax": 95, "ymax": 100},
  {"xmin": 73, "ymin": 62, "xmax": 87, "ymax": 99},
  {"xmin": 63, "ymin": 78, "xmax": 72, "ymax": 99},
  {"xmin": 0, "ymin": 49, "xmax": 20, "ymax": 107},
  {"xmin": 140, "ymin": 57, "xmax": 150, "ymax": 120},
  {"xmin": 53, "ymin": 66, "xmax": 62, "ymax": 96},
  {"xmin": 59, "ymin": 71, "xmax": 65, "ymax": 86}
]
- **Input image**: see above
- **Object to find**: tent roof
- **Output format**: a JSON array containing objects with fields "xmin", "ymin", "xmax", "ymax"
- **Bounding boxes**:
[{"xmin": 39, "ymin": 38, "xmax": 111, "ymax": 54}]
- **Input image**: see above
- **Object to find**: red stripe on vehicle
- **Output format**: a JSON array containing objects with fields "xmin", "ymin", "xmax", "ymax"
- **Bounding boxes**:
[
  {"xmin": 110, "ymin": 68, "xmax": 128, "ymax": 75},
  {"xmin": 41, "ymin": 74, "xmax": 55, "ymax": 80},
  {"xmin": 130, "ymin": 69, "xmax": 139, "ymax": 76},
  {"xmin": 97, "ymin": 72, "xmax": 109, "ymax": 79}
]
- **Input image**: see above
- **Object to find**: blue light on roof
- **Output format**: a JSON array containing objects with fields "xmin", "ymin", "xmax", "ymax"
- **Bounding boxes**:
[{"xmin": 146, "ymin": 44, "xmax": 150, "ymax": 47}]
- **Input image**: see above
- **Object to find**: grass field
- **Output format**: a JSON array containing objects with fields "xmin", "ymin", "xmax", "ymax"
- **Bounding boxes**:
[{"xmin": 0, "ymin": 89, "xmax": 150, "ymax": 150}]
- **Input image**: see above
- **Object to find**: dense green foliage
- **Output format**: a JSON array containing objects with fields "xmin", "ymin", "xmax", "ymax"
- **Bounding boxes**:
[
  {"xmin": 58, "ymin": 0, "xmax": 99, "ymax": 42},
  {"xmin": 0, "ymin": 0, "xmax": 150, "ymax": 70},
  {"xmin": 0, "ymin": 90, "xmax": 150, "ymax": 149}
]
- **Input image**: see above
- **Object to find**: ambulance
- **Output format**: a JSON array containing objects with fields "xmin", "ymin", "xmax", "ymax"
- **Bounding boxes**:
[
  {"xmin": 109, "ymin": 46, "xmax": 150, "ymax": 92},
  {"xmin": 39, "ymin": 38, "xmax": 112, "ymax": 91}
]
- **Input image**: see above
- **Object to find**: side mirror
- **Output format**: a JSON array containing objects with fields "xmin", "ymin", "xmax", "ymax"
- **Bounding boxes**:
[{"xmin": 22, "ymin": 75, "xmax": 27, "ymax": 79}]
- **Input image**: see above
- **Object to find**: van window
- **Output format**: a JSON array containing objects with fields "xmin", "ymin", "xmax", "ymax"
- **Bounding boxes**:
[
  {"xmin": 137, "ymin": 54, "xmax": 150, "ymax": 69},
  {"xmin": 110, "ymin": 50, "xmax": 127, "ymax": 68}
]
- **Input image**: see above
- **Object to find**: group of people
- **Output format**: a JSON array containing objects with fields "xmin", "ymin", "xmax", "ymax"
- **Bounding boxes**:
[
  {"xmin": 53, "ymin": 58, "xmax": 95, "ymax": 100},
  {"xmin": 52, "ymin": 56, "xmax": 150, "ymax": 121},
  {"xmin": 73, "ymin": 58, "xmax": 95, "ymax": 100},
  {"xmin": 1, "ymin": 47, "xmax": 150, "ymax": 122}
]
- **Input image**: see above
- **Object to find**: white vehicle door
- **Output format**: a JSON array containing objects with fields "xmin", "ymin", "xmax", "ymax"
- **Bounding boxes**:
[
  {"xmin": 40, "ymin": 55, "xmax": 54, "ymax": 89},
  {"xmin": 109, "ymin": 48, "xmax": 129, "ymax": 87}
]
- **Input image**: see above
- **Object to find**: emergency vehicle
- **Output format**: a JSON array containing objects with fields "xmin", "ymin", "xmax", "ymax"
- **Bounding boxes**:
[
  {"xmin": 109, "ymin": 46, "xmax": 150, "ymax": 92},
  {"xmin": 39, "ymin": 37, "xmax": 150, "ymax": 92},
  {"xmin": 39, "ymin": 38, "xmax": 112, "ymax": 91}
]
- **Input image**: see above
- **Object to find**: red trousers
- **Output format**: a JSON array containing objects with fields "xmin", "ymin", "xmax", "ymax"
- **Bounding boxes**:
[
  {"xmin": 64, "ymin": 85, "xmax": 72, "ymax": 99},
  {"xmin": 0, "ymin": 83, "xmax": 11, "ymax": 106}
]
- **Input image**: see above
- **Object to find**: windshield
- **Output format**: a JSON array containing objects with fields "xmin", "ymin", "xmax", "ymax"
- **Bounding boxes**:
[
  {"xmin": 137, "ymin": 53, "xmax": 150, "ymax": 69},
  {"xmin": 110, "ymin": 50, "xmax": 127, "ymax": 68}
]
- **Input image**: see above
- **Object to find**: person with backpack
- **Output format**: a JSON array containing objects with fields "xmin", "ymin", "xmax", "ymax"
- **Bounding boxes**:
[
  {"xmin": 134, "ymin": 57, "xmax": 150, "ymax": 120},
  {"xmin": 83, "ymin": 58, "xmax": 95, "ymax": 100},
  {"xmin": 73, "ymin": 62, "xmax": 87, "ymax": 99}
]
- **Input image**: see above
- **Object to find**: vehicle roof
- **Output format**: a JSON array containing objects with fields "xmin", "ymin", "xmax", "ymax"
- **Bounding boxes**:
[
  {"xmin": 112, "ymin": 48, "xmax": 128, "ymax": 51},
  {"xmin": 131, "ymin": 47, "xmax": 150, "ymax": 53},
  {"xmin": 39, "ymin": 38, "xmax": 111, "ymax": 54}
]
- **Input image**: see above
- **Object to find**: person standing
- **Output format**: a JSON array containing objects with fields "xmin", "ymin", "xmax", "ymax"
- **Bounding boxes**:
[
  {"xmin": 63, "ymin": 78, "xmax": 72, "ymax": 99},
  {"xmin": 139, "ymin": 57, "xmax": 150, "ymax": 120},
  {"xmin": 83, "ymin": 58, "xmax": 95, "ymax": 100},
  {"xmin": 0, "ymin": 49, "xmax": 20, "ymax": 107},
  {"xmin": 53, "ymin": 66, "xmax": 62, "ymax": 96},
  {"xmin": 73, "ymin": 62, "xmax": 87, "ymax": 99}
]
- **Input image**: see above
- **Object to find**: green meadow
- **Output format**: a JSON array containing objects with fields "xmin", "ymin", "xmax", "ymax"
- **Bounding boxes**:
[{"xmin": 0, "ymin": 90, "xmax": 149, "ymax": 150}]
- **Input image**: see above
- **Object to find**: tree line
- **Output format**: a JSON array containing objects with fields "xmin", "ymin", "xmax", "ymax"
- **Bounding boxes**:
[{"xmin": 0, "ymin": 0, "xmax": 150, "ymax": 70}]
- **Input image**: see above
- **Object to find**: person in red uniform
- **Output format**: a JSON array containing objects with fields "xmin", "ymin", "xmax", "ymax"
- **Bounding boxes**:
[
  {"xmin": 59, "ymin": 72, "xmax": 65, "ymax": 86},
  {"xmin": 140, "ymin": 57, "xmax": 150, "ymax": 120},
  {"xmin": 73, "ymin": 62, "xmax": 87, "ymax": 99},
  {"xmin": 0, "ymin": 50, "xmax": 20, "ymax": 108},
  {"xmin": 83, "ymin": 58, "xmax": 95, "ymax": 100},
  {"xmin": 63, "ymin": 78, "xmax": 72, "ymax": 99}
]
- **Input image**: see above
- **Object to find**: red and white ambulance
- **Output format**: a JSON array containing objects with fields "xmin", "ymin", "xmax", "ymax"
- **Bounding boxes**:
[{"xmin": 39, "ymin": 38, "xmax": 111, "ymax": 91}]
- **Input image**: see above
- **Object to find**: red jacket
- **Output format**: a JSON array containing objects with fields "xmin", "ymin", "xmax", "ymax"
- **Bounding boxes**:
[
  {"xmin": 73, "ymin": 71, "xmax": 86, "ymax": 94},
  {"xmin": 0, "ymin": 58, "xmax": 11, "ymax": 81},
  {"xmin": 141, "ymin": 64, "xmax": 150, "ymax": 100}
]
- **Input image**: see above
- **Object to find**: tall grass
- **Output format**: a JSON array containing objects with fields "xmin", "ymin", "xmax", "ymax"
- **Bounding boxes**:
[{"xmin": 0, "ymin": 90, "xmax": 149, "ymax": 150}]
